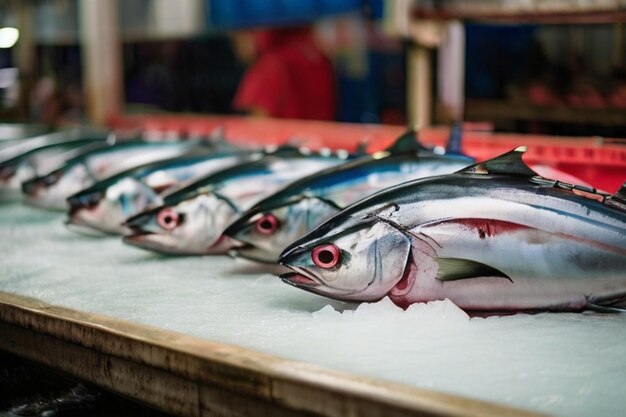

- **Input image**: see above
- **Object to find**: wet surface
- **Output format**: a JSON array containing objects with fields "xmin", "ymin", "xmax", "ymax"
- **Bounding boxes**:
[{"xmin": 0, "ymin": 351, "xmax": 172, "ymax": 417}]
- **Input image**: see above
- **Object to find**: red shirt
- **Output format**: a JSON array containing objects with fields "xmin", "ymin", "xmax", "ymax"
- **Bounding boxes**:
[{"xmin": 234, "ymin": 29, "xmax": 336, "ymax": 120}]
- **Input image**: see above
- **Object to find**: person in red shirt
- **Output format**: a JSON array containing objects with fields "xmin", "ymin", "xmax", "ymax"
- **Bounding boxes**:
[{"xmin": 233, "ymin": 27, "xmax": 336, "ymax": 120}]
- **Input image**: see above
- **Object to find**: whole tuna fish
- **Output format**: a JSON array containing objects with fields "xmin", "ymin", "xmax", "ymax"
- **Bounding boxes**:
[
  {"xmin": 66, "ymin": 150, "xmax": 254, "ymax": 235},
  {"xmin": 123, "ymin": 147, "xmax": 350, "ymax": 255},
  {"xmin": 224, "ymin": 131, "xmax": 474, "ymax": 263},
  {"xmin": 22, "ymin": 140, "xmax": 208, "ymax": 210},
  {"xmin": 0, "ymin": 138, "xmax": 108, "ymax": 192},
  {"xmin": 280, "ymin": 147, "xmax": 626, "ymax": 313}
]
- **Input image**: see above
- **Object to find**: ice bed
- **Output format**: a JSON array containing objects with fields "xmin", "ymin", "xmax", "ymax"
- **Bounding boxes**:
[{"xmin": 1, "ymin": 199, "xmax": 625, "ymax": 417}]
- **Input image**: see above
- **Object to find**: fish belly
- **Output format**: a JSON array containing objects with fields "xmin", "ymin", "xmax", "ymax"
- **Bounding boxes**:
[{"xmin": 390, "ymin": 219, "xmax": 626, "ymax": 312}]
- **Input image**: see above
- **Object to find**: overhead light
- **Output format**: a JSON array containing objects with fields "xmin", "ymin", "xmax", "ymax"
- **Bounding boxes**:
[{"xmin": 0, "ymin": 27, "xmax": 19, "ymax": 48}]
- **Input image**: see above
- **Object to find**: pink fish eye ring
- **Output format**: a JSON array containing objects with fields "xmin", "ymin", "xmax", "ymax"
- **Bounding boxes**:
[
  {"xmin": 157, "ymin": 209, "xmax": 180, "ymax": 230},
  {"xmin": 256, "ymin": 213, "xmax": 280, "ymax": 235},
  {"xmin": 311, "ymin": 244, "xmax": 340, "ymax": 269}
]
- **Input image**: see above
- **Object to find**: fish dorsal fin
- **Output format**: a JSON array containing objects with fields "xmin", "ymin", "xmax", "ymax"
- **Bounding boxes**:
[
  {"xmin": 457, "ymin": 146, "xmax": 537, "ymax": 177},
  {"xmin": 384, "ymin": 129, "xmax": 427, "ymax": 154},
  {"xmin": 353, "ymin": 139, "xmax": 370, "ymax": 157},
  {"xmin": 446, "ymin": 123, "xmax": 463, "ymax": 155},
  {"xmin": 615, "ymin": 181, "xmax": 626, "ymax": 202}
]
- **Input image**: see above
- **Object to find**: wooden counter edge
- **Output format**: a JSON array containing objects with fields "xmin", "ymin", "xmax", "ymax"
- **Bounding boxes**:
[{"xmin": 0, "ymin": 291, "xmax": 544, "ymax": 417}]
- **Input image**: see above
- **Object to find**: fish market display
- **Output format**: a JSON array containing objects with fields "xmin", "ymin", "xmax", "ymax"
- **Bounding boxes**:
[
  {"xmin": 280, "ymin": 147, "xmax": 626, "ymax": 313},
  {"xmin": 66, "ymin": 150, "xmax": 255, "ymax": 235},
  {"xmin": 0, "ymin": 138, "xmax": 109, "ymax": 192},
  {"xmin": 224, "ymin": 131, "xmax": 474, "ymax": 263},
  {"xmin": 123, "ymin": 147, "xmax": 350, "ymax": 255},
  {"xmin": 21, "ymin": 140, "xmax": 208, "ymax": 210}
]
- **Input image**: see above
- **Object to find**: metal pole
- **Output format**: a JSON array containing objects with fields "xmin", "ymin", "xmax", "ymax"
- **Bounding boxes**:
[
  {"xmin": 407, "ymin": 43, "xmax": 432, "ymax": 130},
  {"xmin": 79, "ymin": 0, "xmax": 123, "ymax": 125}
]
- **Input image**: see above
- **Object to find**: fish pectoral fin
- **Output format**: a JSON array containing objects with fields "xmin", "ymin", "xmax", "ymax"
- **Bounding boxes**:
[
  {"xmin": 436, "ymin": 257, "xmax": 512, "ymax": 282},
  {"xmin": 586, "ymin": 302, "xmax": 626, "ymax": 313},
  {"xmin": 614, "ymin": 181, "xmax": 626, "ymax": 203},
  {"xmin": 586, "ymin": 292, "xmax": 626, "ymax": 313}
]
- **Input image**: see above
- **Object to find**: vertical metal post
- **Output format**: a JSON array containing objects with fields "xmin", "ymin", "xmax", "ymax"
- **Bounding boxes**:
[
  {"xmin": 14, "ymin": 0, "xmax": 35, "ymax": 120},
  {"xmin": 80, "ymin": 0, "xmax": 123, "ymax": 125},
  {"xmin": 407, "ymin": 43, "xmax": 432, "ymax": 130}
]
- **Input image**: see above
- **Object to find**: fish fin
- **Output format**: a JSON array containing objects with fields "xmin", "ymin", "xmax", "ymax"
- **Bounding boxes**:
[
  {"xmin": 586, "ymin": 302, "xmax": 626, "ymax": 313},
  {"xmin": 615, "ymin": 181, "xmax": 626, "ymax": 202},
  {"xmin": 445, "ymin": 123, "xmax": 463, "ymax": 155},
  {"xmin": 353, "ymin": 139, "xmax": 370, "ymax": 157},
  {"xmin": 385, "ymin": 129, "xmax": 428, "ymax": 154},
  {"xmin": 456, "ymin": 147, "xmax": 537, "ymax": 177},
  {"xmin": 436, "ymin": 257, "xmax": 512, "ymax": 282}
]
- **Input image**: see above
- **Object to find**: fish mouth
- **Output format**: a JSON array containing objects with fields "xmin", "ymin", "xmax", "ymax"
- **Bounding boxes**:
[
  {"xmin": 66, "ymin": 206, "xmax": 127, "ymax": 236},
  {"xmin": 122, "ymin": 232, "xmax": 176, "ymax": 255},
  {"xmin": 123, "ymin": 231, "xmax": 241, "ymax": 255},
  {"xmin": 22, "ymin": 178, "xmax": 42, "ymax": 196},
  {"xmin": 64, "ymin": 215, "xmax": 109, "ymax": 237},
  {"xmin": 280, "ymin": 271, "xmax": 321, "ymax": 289},
  {"xmin": 233, "ymin": 244, "xmax": 279, "ymax": 264},
  {"xmin": 280, "ymin": 266, "xmax": 358, "ymax": 298}
]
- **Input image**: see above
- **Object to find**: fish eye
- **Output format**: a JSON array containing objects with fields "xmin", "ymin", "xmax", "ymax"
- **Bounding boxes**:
[
  {"xmin": 79, "ymin": 192, "xmax": 102, "ymax": 208},
  {"xmin": 255, "ymin": 213, "xmax": 280, "ymax": 235},
  {"xmin": 43, "ymin": 172, "xmax": 61, "ymax": 185},
  {"xmin": 311, "ymin": 244, "xmax": 340, "ymax": 269},
  {"xmin": 157, "ymin": 209, "xmax": 180, "ymax": 230}
]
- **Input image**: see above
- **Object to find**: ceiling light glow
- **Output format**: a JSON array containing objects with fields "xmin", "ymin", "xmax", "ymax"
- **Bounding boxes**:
[{"xmin": 0, "ymin": 27, "xmax": 19, "ymax": 48}]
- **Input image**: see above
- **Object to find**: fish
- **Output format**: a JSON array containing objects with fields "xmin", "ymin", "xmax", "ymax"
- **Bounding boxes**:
[
  {"xmin": 0, "ymin": 138, "xmax": 109, "ymax": 192},
  {"xmin": 279, "ymin": 147, "xmax": 626, "ymax": 313},
  {"xmin": 122, "ymin": 146, "xmax": 350, "ymax": 255},
  {"xmin": 224, "ymin": 130, "xmax": 474, "ymax": 263},
  {"xmin": 0, "ymin": 127, "xmax": 104, "ymax": 164},
  {"xmin": 22, "ymin": 140, "xmax": 209, "ymax": 210},
  {"xmin": 65, "ymin": 150, "xmax": 255, "ymax": 235}
]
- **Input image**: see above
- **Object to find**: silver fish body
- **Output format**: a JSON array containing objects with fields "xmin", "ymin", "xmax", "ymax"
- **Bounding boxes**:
[
  {"xmin": 280, "ymin": 148, "xmax": 626, "ymax": 313},
  {"xmin": 225, "ymin": 152, "xmax": 473, "ymax": 263},
  {"xmin": 66, "ymin": 152, "xmax": 251, "ymax": 235},
  {"xmin": 0, "ymin": 128, "xmax": 86, "ymax": 164},
  {"xmin": 123, "ymin": 151, "xmax": 348, "ymax": 255},
  {"xmin": 22, "ymin": 140, "xmax": 206, "ymax": 210},
  {"xmin": 0, "ymin": 139, "xmax": 107, "ymax": 192}
]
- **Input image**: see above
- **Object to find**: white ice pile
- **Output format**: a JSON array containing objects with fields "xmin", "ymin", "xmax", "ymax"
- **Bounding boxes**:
[
  {"xmin": 312, "ymin": 297, "xmax": 470, "ymax": 323},
  {"xmin": 1, "ymin": 203, "xmax": 626, "ymax": 417}
]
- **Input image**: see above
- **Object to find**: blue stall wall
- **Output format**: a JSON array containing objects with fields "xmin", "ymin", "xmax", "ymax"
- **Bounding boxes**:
[
  {"xmin": 337, "ymin": 49, "xmax": 406, "ymax": 124},
  {"xmin": 464, "ymin": 23, "xmax": 537, "ymax": 99}
]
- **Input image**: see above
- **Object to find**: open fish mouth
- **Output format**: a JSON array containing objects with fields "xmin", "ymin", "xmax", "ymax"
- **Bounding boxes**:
[
  {"xmin": 232, "ymin": 244, "xmax": 279, "ymax": 264},
  {"xmin": 64, "ymin": 216, "xmax": 108, "ymax": 237},
  {"xmin": 122, "ymin": 232, "xmax": 178, "ymax": 255},
  {"xmin": 280, "ymin": 271, "xmax": 321, "ymax": 288}
]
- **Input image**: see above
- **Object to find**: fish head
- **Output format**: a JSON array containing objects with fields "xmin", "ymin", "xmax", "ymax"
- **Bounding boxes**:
[
  {"xmin": 22, "ymin": 163, "xmax": 93, "ymax": 210},
  {"xmin": 122, "ymin": 192, "xmax": 240, "ymax": 254},
  {"xmin": 225, "ymin": 196, "xmax": 342, "ymax": 263},
  {"xmin": 67, "ymin": 177, "xmax": 160, "ymax": 235},
  {"xmin": 279, "ymin": 216, "xmax": 412, "ymax": 301}
]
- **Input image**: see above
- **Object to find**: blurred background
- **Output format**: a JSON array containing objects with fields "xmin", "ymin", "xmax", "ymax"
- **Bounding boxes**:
[{"xmin": 0, "ymin": 0, "xmax": 625, "ymax": 137}]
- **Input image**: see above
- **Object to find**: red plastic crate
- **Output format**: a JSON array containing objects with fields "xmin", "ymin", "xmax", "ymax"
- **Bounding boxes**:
[{"xmin": 109, "ymin": 115, "xmax": 626, "ymax": 193}]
